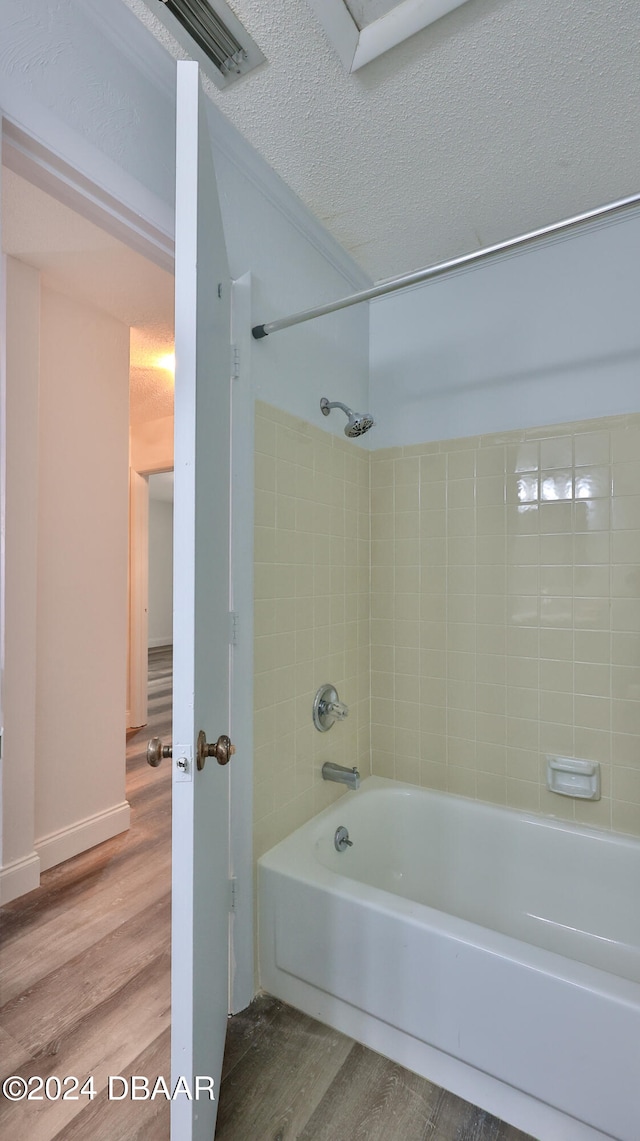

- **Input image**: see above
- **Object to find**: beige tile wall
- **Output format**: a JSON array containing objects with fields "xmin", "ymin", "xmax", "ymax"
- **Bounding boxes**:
[
  {"xmin": 370, "ymin": 413, "xmax": 640, "ymax": 838},
  {"xmin": 256, "ymin": 406, "xmax": 640, "ymax": 849},
  {"xmin": 253, "ymin": 402, "xmax": 370, "ymax": 859}
]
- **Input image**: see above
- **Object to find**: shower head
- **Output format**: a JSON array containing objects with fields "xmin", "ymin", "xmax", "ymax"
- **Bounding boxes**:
[{"xmin": 320, "ymin": 397, "xmax": 374, "ymax": 438}]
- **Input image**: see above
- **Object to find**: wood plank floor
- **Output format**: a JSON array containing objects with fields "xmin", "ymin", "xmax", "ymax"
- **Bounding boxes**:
[
  {"xmin": 1, "ymin": 646, "xmax": 533, "ymax": 1141},
  {"xmin": 0, "ymin": 646, "xmax": 173, "ymax": 1141},
  {"xmin": 217, "ymin": 997, "xmax": 533, "ymax": 1141}
]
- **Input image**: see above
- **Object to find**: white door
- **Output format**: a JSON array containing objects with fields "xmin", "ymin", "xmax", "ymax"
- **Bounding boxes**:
[{"xmin": 171, "ymin": 60, "xmax": 233, "ymax": 1141}]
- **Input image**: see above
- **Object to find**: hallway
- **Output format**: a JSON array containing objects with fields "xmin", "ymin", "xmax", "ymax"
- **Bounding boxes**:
[{"xmin": 0, "ymin": 647, "xmax": 173, "ymax": 1141}]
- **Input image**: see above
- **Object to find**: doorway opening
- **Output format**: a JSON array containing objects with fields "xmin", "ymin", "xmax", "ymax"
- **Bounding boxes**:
[
  {"xmin": 129, "ymin": 469, "xmax": 174, "ymax": 751},
  {"xmin": 1, "ymin": 109, "xmax": 254, "ymax": 1141},
  {"xmin": 148, "ymin": 471, "xmax": 174, "ymax": 656},
  {"xmin": 0, "ymin": 150, "xmax": 178, "ymax": 1135}
]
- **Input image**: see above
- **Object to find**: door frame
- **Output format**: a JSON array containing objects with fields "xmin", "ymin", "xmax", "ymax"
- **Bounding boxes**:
[
  {"xmin": 128, "ymin": 469, "xmax": 149, "ymax": 730},
  {"xmin": 229, "ymin": 272, "xmax": 254, "ymax": 1011},
  {"xmin": 0, "ymin": 116, "xmax": 254, "ymax": 1009}
]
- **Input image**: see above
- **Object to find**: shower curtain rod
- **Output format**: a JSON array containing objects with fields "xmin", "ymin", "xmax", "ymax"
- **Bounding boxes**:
[{"xmin": 251, "ymin": 191, "xmax": 640, "ymax": 340}]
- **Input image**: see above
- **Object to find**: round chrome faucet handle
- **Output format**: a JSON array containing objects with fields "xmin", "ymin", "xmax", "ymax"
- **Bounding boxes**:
[{"xmin": 313, "ymin": 684, "xmax": 350, "ymax": 731}]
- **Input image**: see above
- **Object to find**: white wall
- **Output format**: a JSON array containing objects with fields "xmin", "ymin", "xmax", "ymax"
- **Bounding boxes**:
[
  {"xmin": 148, "ymin": 494, "xmax": 173, "ymax": 648},
  {"xmin": 209, "ymin": 109, "xmax": 370, "ymax": 430},
  {"xmin": 0, "ymin": 257, "xmax": 41, "ymax": 902},
  {"xmin": 370, "ymin": 208, "xmax": 640, "ymax": 448},
  {"xmin": 35, "ymin": 286, "xmax": 130, "ymax": 868},
  {"xmin": 0, "ymin": 0, "xmax": 175, "ymax": 239},
  {"xmin": 0, "ymin": 0, "xmax": 370, "ymax": 994},
  {"xmin": 0, "ymin": 0, "xmax": 371, "ymax": 424},
  {"xmin": 130, "ymin": 415, "xmax": 173, "ymax": 473}
]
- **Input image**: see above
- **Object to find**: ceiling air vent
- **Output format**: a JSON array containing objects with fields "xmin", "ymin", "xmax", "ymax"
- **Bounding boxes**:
[{"xmin": 149, "ymin": 0, "xmax": 265, "ymax": 87}]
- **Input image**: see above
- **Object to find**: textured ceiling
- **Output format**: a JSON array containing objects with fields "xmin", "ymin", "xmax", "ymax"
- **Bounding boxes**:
[
  {"xmin": 1, "ymin": 167, "xmax": 174, "ymax": 424},
  {"xmin": 129, "ymin": 328, "xmax": 175, "ymax": 425},
  {"xmin": 125, "ymin": 0, "xmax": 640, "ymax": 281}
]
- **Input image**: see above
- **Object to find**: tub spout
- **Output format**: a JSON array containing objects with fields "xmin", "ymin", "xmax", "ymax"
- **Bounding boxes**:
[{"xmin": 322, "ymin": 762, "xmax": 360, "ymax": 790}]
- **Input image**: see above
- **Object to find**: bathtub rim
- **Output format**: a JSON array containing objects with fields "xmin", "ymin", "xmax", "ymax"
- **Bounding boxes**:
[{"xmin": 260, "ymin": 774, "xmax": 640, "ymax": 859}]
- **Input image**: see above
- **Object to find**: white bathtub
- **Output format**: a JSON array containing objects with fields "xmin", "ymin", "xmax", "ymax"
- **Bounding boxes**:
[{"xmin": 258, "ymin": 777, "xmax": 640, "ymax": 1141}]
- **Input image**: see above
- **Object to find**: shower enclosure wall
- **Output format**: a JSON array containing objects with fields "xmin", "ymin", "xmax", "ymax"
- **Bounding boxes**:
[
  {"xmin": 253, "ymin": 204, "xmax": 640, "ymax": 1139},
  {"xmin": 255, "ymin": 406, "xmax": 640, "ymax": 856},
  {"xmin": 253, "ymin": 399, "xmax": 371, "ymax": 861}
]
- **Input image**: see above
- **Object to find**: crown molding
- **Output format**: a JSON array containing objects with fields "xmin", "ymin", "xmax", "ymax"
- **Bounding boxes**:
[
  {"xmin": 82, "ymin": 0, "xmax": 178, "ymax": 97},
  {"xmin": 2, "ymin": 118, "xmax": 175, "ymax": 272}
]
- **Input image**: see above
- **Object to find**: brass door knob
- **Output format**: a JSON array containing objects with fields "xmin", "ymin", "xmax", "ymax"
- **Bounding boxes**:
[
  {"xmin": 147, "ymin": 737, "xmax": 173, "ymax": 767},
  {"xmin": 197, "ymin": 730, "xmax": 236, "ymax": 770}
]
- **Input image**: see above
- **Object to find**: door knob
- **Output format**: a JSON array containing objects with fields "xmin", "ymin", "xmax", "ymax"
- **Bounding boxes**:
[
  {"xmin": 147, "ymin": 737, "xmax": 172, "ymax": 767},
  {"xmin": 197, "ymin": 730, "xmax": 236, "ymax": 770}
]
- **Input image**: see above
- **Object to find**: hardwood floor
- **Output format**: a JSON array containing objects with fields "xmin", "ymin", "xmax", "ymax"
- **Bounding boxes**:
[
  {"xmin": 1, "ymin": 646, "xmax": 532, "ymax": 1141},
  {"xmin": 217, "ymin": 997, "xmax": 532, "ymax": 1141},
  {"xmin": 0, "ymin": 646, "xmax": 173, "ymax": 1141}
]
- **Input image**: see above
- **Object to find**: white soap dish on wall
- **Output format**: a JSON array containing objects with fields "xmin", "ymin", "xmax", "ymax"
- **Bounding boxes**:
[{"xmin": 547, "ymin": 756, "xmax": 601, "ymax": 800}]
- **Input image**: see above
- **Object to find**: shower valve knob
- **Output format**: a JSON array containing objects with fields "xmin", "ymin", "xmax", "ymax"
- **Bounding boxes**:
[{"xmin": 313, "ymin": 684, "xmax": 349, "ymax": 731}]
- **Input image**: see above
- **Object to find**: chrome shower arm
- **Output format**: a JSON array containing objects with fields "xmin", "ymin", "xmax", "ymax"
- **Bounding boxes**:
[{"xmin": 320, "ymin": 397, "xmax": 352, "ymax": 418}]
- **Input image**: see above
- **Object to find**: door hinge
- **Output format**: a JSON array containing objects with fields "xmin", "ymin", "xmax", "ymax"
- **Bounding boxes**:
[
  {"xmin": 229, "ymin": 611, "xmax": 239, "ymax": 646},
  {"xmin": 231, "ymin": 342, "xmax": 241, "ymax": 380},
  {"xmin": 229, "ymin": 877, "xmax": 238, "ymax": 913}
]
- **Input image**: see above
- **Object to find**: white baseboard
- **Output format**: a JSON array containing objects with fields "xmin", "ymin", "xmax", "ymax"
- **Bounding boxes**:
[
  {"xmin": 36, "ymin": 801, "xmax": 131, "ymax": 872},
  {"xmin": 0, "ymin": 850, "xmax": 41, "ymax": 903},
  {"xmin": 148, "ymin": 636, "xmax": 173, "ymax": 649}
]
